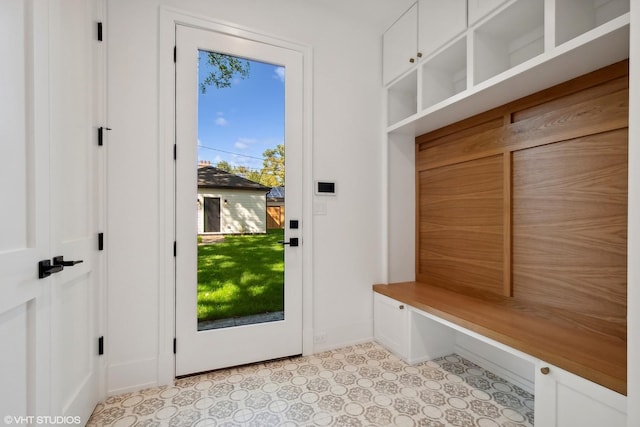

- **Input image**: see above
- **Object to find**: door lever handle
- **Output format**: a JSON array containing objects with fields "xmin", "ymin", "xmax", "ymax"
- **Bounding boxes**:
[
  {"xmin": 52, "ymin": 256, "xmax": 84, "ymax": 267},
  {"xmin": 278, "ymin": 238, "xmax": 299, "ymax": 247},
  {"xmin": 39, "ymin": 260, "xmax": 64, "ymax": 279}
]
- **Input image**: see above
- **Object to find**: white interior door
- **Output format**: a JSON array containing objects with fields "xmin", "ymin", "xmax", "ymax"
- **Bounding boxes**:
[
  {"xmin": 0, "ymin": 0, "xmax": 51, "ymax": 417},
  {"xmin": 48, "ymin": 0, "xmax": 100, "ymax": 420},
  {"xmin": 0, "ymin": 0, "xmax": 100, "ymax": 422},
  {"xmin": 175, "ymin": 25, "xmax": 304, "ymax": 376}
]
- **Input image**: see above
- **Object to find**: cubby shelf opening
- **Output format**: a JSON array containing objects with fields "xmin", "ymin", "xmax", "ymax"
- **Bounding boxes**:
[
  {"xmin": 422, "ymin": 37, "xmax": 467, "ymax": 110},
  {"xmin": 473, "ymin": 0, "xmax": 544, "ymax": 85},
  {"xmin": 556, "ymin": 0, "xmax": 630, "ymax": 46},
  {"xmin": 387, "ymin": 70, "xmax": 418, "ymax": 126}
]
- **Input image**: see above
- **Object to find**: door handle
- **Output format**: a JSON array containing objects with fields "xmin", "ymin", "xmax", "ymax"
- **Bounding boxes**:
[
  {"xmin": 278, "ymin": 238, "xmax": 299, "ymax": 247},
  {"xmin": 38, "ymin": 260, "xmax": 64, "ymax": 279},
  {"xmin": 52, "ymin": 256, "xmax": 84, "ymax": 267}
]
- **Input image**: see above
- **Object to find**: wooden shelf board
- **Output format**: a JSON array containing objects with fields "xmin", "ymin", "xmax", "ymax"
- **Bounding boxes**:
[{"xmin": 373, "ymin": 281, "xmax": 626, "ymax": 395}]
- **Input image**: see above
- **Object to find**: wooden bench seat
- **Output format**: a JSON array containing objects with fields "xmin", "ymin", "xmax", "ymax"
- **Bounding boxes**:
[{"xmin": 373, "ymin": 281, "xmax": 626, "ymax": 395}]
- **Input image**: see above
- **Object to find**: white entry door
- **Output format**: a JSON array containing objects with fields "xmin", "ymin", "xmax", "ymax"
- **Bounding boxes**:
[
  {"xmin": 175, "ymin": 25, "xmax": 304, "ymax": 376},
  {"xmin": 0, "ymin": 0, "xmax": 100, "ymax": 422}
]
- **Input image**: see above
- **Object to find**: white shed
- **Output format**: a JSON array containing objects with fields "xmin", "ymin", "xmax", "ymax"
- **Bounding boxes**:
[{"xmin": 197, "ymin": 166, "xmax": 270, "ymax": 234}]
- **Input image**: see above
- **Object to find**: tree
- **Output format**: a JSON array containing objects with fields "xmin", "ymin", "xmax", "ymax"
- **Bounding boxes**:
[
  {"xmin": 200, "ymin": 52, "xmax": 250, "ymax": 93},
  {"xmin": 215, "ymin": 160, "xmax": 232, "ymax": 172},
  {"xmin": 213, "ymin": 162, "xmax": 261, "ymax": 184},
  {"xmin": 260, "ymin": 144, "xmax": 285, "ymax": 187},
  {"xmin": 213, "ymin": 144, "xmax": 285, "ymax": 187}
]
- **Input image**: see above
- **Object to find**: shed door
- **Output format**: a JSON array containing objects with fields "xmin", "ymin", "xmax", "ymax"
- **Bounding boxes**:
[{"xmin": 204, "ymin": 197, "xmax": 221, "ymax": 232}]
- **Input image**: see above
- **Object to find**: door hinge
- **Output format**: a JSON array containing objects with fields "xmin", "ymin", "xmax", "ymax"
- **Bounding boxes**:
[
  {"xmin": 98, "ymin": 336, "xmax": 104, "ymax": 355},
  {"xmin": 173, "ymin": 144, "xmax": 177, "ymax": 160},
  {"xmin": 173, "ymin": 241, "xmax": 177, "ymax": 257},
  {"xmin": 97, "ymin": 22, "xmax": 103, "ymax": 42},
  {"xmin": 173, "ymin": 46, "xmax": 176, "ymax": 63},
  {"xmin": 98, "ymin": 233, "xmax": 104, "ymax": 251},
  {"xmin": 173, "ymin": 338, "xmax": 177, "ymax": 354},
  {"xmin": 98, "ymin": 126, "xmax": 111, "ymax": 146}
]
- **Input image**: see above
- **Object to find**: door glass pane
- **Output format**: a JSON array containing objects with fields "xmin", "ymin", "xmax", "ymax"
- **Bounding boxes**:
[{"xmin": 196, "ymin": 50, "xmax": 285, "ymax": 331}]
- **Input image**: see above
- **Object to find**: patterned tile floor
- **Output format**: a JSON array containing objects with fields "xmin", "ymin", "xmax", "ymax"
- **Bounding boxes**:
[{"xmin": 88, "ymin": 342, "xmax": 534, "ymax": 427}]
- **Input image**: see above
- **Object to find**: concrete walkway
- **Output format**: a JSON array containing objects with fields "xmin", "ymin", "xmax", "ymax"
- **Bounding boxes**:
[{"xmin": 198, "ymin": 311, "xmax": 285, "ymax": 330}]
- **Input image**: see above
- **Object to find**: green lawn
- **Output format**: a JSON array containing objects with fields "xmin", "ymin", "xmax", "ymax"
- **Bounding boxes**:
[{"xmin": 197, "ymin": 229, "xmax": 284, "ymax": 322}]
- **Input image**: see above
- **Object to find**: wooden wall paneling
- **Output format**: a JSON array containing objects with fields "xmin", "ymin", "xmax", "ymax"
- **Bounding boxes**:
[
  {"xmin": 416, "ymin": 117, "xmax": 504, "ymax": 171},
  {"xmin": 511, "ymin": 76, "xmax": 629, "ymax": 123},
  {"xmin": 504, "ymin": 89, "xmax": 628, "ymax": 151},
  {"xmin": 512, "ymin": 130, "xmax": 628, "ymax": 340},
  {"xmin": 408, "ymin": 60, "xmax": 628, "ymax": 393},
  {"xmin": 417, "ymin": 155, "xmax": 504, "ymax": 296},
  {"xmin": 503, "ymin": 152, "xmax": 512, "ymax": 297},
  {"xmin": 506, "ymin": 59, "xmax": 629, "ymax": 123},
  {"xmin": 416, "ymin": 114, "xmax": 505, "ymax": 149},
  {"xmin": 417, "ymin": 71, "xmax": 628, "ymax": 173}
]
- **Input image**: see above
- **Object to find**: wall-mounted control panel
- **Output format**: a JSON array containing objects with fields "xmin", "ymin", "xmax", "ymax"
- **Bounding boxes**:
[{"xmin": 315, "ymin": 181, "xmax": 336, "ymax": 195}]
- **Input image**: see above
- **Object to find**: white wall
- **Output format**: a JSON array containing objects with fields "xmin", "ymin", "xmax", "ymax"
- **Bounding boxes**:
[{"xmin": 107, "ymin": 0, "xmax": 383, "ymax": 393}]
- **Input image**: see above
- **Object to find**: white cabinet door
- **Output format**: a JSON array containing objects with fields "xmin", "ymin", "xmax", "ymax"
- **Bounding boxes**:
[
  {"xmin": 373, "ymin": 293, "xmax": 408, "ymax": 358},
  {"xmin": 418, "ymin": 0, "xmax": 467, "ymax": 58},
  {"xmin": 383, "ymin": 3, "xmax": 418, "ymax": 85},
  {"xmin": 467, "ymin": 0, "xmax": 509, "ymax": 26},
  {"xmin": 534, "ymin": 362, "xmax": 626, "ymax": 427}
]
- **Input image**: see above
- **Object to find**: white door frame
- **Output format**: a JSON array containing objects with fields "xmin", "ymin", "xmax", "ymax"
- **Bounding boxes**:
[{"xmin": 158, "ymin": 7, "xmax": 314, "ymax": 384}]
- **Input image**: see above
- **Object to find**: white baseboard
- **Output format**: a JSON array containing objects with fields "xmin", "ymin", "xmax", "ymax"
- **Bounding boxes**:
[
  {"xmin": 407, "ymin": 353, "xmax": 439, "ymax": 365},
  {"xmin": 312, "ymin": 320, "xmax": 373, "ymax": 353},
  {"xmin": 313, "ymin": 337, "xmax": 374, "ymax": 353},
  {"xmin": 107, "ymin": 358, "xmax": 160, "ymax": 395}
]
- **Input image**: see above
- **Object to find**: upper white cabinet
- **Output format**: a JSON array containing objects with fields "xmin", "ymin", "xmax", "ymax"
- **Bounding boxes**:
[
  {"xmin": 418, "ymin": 0, "xmax": 467, "ymax": 60},
  {"xmin": 384, "ymin": 0, "xmax": 630, "ymax": 129},
  {"xmin": 383, "ymin": 4, "xmax": 418, "ymax": 85},
  {"xmin": 468, "ymin": 0, "xmax": 510, "ymax": 26},
  {"xmin": 383, "ymin": 0, "xmax": 467, "ymax": 86}
]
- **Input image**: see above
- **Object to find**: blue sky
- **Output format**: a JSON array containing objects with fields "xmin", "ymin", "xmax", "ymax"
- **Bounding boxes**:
[{"xmin": 197, "ymin": 51, "xmax": 285, "ymax": 172}]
